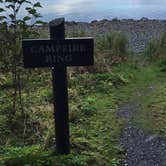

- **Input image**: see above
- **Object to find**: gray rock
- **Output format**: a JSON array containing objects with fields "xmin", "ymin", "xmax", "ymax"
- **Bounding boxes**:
[
  {"xmin": 118, "ymin": 102, "xmax": 166, "ymax": 166},
  {"xmin": 65, "ymin": 19, "xmax": 166, "ymax": 53}
]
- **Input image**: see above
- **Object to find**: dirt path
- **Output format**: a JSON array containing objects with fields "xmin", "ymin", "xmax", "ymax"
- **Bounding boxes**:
[{"xmin": 118, "ymin": 102, "xmax": 166, "ymax": 166}]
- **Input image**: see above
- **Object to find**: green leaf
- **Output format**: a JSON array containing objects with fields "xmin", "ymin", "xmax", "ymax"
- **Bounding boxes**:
[
  {"xmin": 5, "ymin": 0, "xmax": 13, "ymax": 3},
  {"xmin": 25, "ymin": 7, "xmax": 31, "ymax": 11},
  {"xmin": 35, "ymin": 20, "xmax": 44, "ymax": 25},
  {"xmin": 28, "ymin": 8, "xmax": 36, "ymax": 15},
  {"xmin": 25, "ymin": 0, "xmax": 32, "ymax": 4},
  {"xmin": 33, "ymin": 2, "xmax": 42, "ymax": 8},
  {"xmin": 0, "ymin": 8, "xmax": 5, "ymax": 12},
  {"xmin": 18, "ymin": 0, "xmax": 26, "ymax": 4},
  {"xmin": 0, "ymin": 16, "xmax": 6, "ymax": 21},
  {"xmin": 23, "ymin": 16, "xmax": 31, "ymax": 21},
  {"xmin": 18, "ymin": 0, "xmax": 32, "ymax": 5},
  {"xmin": 16, "ymin": 19, "xmax": 24, "ymax": 24},
  {"xmin": 9, "ymin": 14, "xmax": 15, "ymax": 20},
  {"xmin": 5, "ymin": 5, "xmax": 15, "ymax": 9},
  {"xmin": 33, "ymin": 13, "xmax": 42, "ymax": 18}
]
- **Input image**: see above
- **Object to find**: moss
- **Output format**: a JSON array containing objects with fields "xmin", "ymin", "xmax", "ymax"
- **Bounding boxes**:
[
  {"xmin": 0, "ymin": 54, "xmax": 165, "ymax": 165},
  {"xmin": 132, "ymin": 70, "xmax": 166, "ymax": 135}
]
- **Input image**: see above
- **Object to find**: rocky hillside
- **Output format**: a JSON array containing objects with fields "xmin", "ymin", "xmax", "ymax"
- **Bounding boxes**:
[{"xmin": 65, "ymin": 18, "xmax": 166, "ymax": 53}]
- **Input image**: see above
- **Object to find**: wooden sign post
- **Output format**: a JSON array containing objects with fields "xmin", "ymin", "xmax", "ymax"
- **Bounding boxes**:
[{"xmin": 22, "ymin": 18, "xmax": 94, "ymax": 154}]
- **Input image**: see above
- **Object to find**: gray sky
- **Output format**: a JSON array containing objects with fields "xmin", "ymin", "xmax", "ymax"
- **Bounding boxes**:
[
  {"xmin": 39, "ymin": 0, "xmax": 166, "ymax": 14},
  {"xmin": 0, "ymin": 0, "xmax": 166, "ymax": 21}
]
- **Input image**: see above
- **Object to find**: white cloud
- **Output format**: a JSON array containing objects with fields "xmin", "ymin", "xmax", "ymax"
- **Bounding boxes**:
[
  {"xmin": 41, "ymin": 0, "xmax": 96, "ymax": 14},
  {"xmin": 38, "ymin": 0, "xmax": 166, "ymax": 21}
]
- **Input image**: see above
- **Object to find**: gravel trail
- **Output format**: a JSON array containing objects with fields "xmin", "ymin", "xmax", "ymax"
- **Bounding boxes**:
[{"xmin": 118, "ymin": 102, "xmax": 166, "ymax": 166}]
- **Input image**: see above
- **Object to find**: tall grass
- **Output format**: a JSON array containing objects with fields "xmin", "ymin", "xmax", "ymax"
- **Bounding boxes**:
[
  {"xmin": 95, "ymin": 31, "xmax": 128, "ymax": 72},
  {"xmin": 144, "ymin": 32, "xmax": 166, "ymax": 61},
  {"xmin": 96, "ymin": 31, "xmax": 127, "ymax": 57},
  {"xmin": 66, "ymin": 30, "xmax": 128, "ymax": 73},
  {"xmin": 66, "ymin": 29, "xmax": 87, "ymax": 38}
]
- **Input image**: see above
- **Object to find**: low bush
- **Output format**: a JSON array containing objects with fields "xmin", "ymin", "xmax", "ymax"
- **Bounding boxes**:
[
  {"xmin": 144, "ymin": 32, "xmax": 166, "ymax": 61},
  {"xmin": 94, "ymin": 31, "xmax": 128, "ymax": 72}
]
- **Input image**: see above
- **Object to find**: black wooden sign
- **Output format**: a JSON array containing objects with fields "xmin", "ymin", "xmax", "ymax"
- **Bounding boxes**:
[
  {"xmin": 23, "ymin": 38, "xmax": 94, "ymax": 68},
  {"xmin": 22, "ymin": 18, "xmax": 94, "ymax": 155}
]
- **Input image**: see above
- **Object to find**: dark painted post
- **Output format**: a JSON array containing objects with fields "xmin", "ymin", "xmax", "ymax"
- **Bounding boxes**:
[
  {"xmin": 22, "ymin": 17, "xmax": 94, "ymax": 154},
  {"xmin": 49, "ymin": 18, "xmax": 70, "ymax": 154}
]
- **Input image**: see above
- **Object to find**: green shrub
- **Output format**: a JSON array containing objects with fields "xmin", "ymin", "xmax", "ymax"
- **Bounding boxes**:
[
  {"xmin": 69, "ymin": 97, "xmax": 96, "ymax": 123},
  {"xmin": 96, "ymin": 31, "xmax": 127, "ymax": 58},
  {"xmin": 95, "ymin": 31, "xmax": 128, "ymax": 72},
  {"xmin": 66, "ymin": 29, "xmax": 87, "ymax": 38},
  {"xmin": 159, "ymin": 59, "xmax": 166, "ymax": 72},
  {"xmin": 144, "ymin": 32, "xmax": 166, "ymax": 61},
  {"xmin": 0, "ymin": 146, "xmax": 91, "ymax": 166}
]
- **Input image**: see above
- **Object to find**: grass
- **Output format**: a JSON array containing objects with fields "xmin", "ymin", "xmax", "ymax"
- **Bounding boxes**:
[
  {"xmin": 0, "ymin": 61, "xmax": 165, "ymax": 165},
  {"xmin": 111, "ymin": 60, "xmax": 166, "ymax": 137},
  {"xmin": 0, "ymin": 32, "xmax": 130, "ymax": 165},
  {"xmin": 144, "ymin": 32, "xmax": 166, "ymax": 60},
  {"xmin": 94, "ymin": 31, "xmax": 128, "ymax": 72},
  {"xmin": 131, "ymin": 63, "xmax": 166, "ymax": 135},
  {"xmin": 0, "ymin": 29, "xmax": 165, "ymax": 165},
  {"xmin": 96, "ymin": 31, "xmax": 127, "ymax": 57},
  {"xmin": 0, "ymin": 61, "xmax": 142, "ymax": 165},
  {"xmin": 1, "ymin": 58, "xmax": 165, "ymax": 165}
]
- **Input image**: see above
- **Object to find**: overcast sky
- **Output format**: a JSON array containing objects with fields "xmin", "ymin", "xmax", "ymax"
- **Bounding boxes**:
[
  {"xmin": 38, "ymin": 0, "xmax": 166, "ymax": 21},
  {"xmin": 39, "ymin": 0, "xmax": 166, "ymax": 14},
  {"xmin": 0, "ymin": 0, "xmax": 166, "ymax": 21}
]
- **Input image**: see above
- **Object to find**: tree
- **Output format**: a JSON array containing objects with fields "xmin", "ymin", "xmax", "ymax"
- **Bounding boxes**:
[{"xmin": 0, "ymin": 0, "xmax": 43, "ymax": 116}]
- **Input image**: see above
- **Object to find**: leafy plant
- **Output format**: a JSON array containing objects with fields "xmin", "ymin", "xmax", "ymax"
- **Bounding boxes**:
[
  {"xmin": 67, "ymin": 29, "xmax": 87, "ymax": 38},
  {"xmin": 144, "ymin": 32, "xmax": 166, "ymax": 61},
  {"xmin": 0, "ymin": 0, "xmax": 43, "ymax": 116},
  {"xmin": 95, "ymin": 31, "xmax": 128, "ymax": 72}
]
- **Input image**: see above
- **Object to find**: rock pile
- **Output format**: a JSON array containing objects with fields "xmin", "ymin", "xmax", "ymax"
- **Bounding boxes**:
[{"xmin": 66, "ymin": 18, "xmax": 166, "ymax": 53}]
